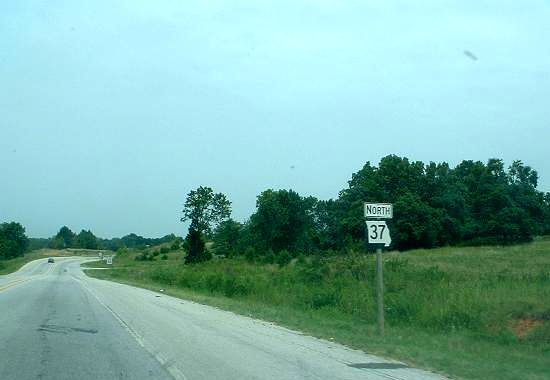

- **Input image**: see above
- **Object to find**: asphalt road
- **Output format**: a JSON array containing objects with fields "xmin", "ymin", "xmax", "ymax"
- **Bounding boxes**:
[{"xmin": 0, "ymin": 257, "xmax": 450, "ymax": 380}]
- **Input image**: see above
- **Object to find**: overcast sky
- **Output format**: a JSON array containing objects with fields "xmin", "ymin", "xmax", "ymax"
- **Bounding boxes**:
[{"xmin": 1, "ymin": 1, "xmax": 549, "ymax": 238}]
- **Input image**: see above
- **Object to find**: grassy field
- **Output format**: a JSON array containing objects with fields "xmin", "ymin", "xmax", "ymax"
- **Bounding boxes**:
[
  {"xmin": 84, "ymin": 239, "xmax": 550, "ymax": 380},
  {"xmin": 0, "ymin": 248, "xmax": 106, "ymax": 275}
]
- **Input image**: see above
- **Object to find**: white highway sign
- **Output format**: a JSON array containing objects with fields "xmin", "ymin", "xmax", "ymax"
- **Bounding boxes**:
[
  {"xmin": 366, "ymin": 220, "xmax": 392, "ymax": 247},
  {"xmin": 106, "ymin": 256, "xmax": 113, "ymax": 265},
  {"xmin": 364, "ymin": 203, "xmax": 393, "ymax": 219}
]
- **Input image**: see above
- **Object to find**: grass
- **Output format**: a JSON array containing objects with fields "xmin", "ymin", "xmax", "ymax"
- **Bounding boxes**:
[
  {"xmin": 84, "ymin": 240, "xmax": 550, "ymax": 380},
  {"xmin": 0, "ymin": 248, "xmax": 107, "ymax": 275}
]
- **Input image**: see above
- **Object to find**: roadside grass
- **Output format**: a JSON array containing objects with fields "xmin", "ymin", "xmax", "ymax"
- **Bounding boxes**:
[
  {"xmin": 84, "ymin": 239, "xmax": 550, "ymax": 380},
  {"xmin": 0, "ymin": 248, "xmax": 108, "ymax": 275}
]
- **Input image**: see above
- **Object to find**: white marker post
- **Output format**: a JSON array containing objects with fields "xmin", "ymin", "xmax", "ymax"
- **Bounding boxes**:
[
  {"xmin": 106, "ymin": 256, "xmax": 112, "ymax": 265},
  {"xmin": 364, "ymin": 202, "xmax": 393, "ymax": 336}
]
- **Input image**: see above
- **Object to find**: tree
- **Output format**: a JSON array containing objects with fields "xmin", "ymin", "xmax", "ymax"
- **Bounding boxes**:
[
  {"xmin": 74, "ymin": 230, "xmax": 98, "ymax": 249},
  {"xmin": 311, "ymin": 199, "xmax": 342, "ymax": 250},
  {"xmin": 181, "ymin": 186, "xmax": 231, "ymax": 263},
  {"xmin": 333, "ymin": 155, "xmax": 547, "ymax": 250},
  {"xmin": 183, "ymin": 224, "xmax": 210, "ymax": 263},
  {"xmin": 0, "ymin": 222, "xmax": 29, "ymax": 259},
  {"xmin": 249, "ymin": 189, "xmax": 316, "ymax": 253},
  {"xmin": 54, "ymin": 226, "xmax": 75, "ymax": 249},
  {"xmin": 212, "ymin": 219, "xmax": 242, "ymax": 256},
  {"xmin": 393, "ymin": 192, "xmax": 443, "ymax": 250},
  {"xmin": 180, "ymin": 186, "xmax": 231, "ymax": 236}
]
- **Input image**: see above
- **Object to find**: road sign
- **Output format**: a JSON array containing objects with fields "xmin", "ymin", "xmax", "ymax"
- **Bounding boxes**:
[
  {"xmin": 106, "ymin": 256, "xmax": 112, "ymax": 265},
  {"xmin": 364, "ymin": 203, "xmax": 393, "ymax": 219},
  {"xmin": 364, "ymin": 202, "xmax": 393, "ymax": 336},
  {"xmin": 366, "ymin": 220, "xmax": 391, "ymax": 247}
]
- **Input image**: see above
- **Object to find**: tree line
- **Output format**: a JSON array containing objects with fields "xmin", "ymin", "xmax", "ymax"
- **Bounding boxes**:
[
  {"xmin": 47, "ymin": 228, "xmax": 177, "ymax": 251},
  {"xmin": 0, "ymin": 222, "xmax": 177, "ymax": 260},
  {"xmin": 180, "ymin": 155, "xmax": 550, "ymax": 262},
  {"xmin": 3, "ymin": 155, "xmax": 549, "ymax": 262}
]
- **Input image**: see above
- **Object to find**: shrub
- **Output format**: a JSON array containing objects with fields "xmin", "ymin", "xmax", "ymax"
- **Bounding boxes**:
[
  {"xmin": 276, "ymin": 250, "xmax": 292, "ymax": 266},
  {"xmin": 245, "ymin": 247, "xmax": 257, "ymax": 262},
  {"xmin": 263, "ymin": 249, "xmax": 275, "ymax": 264},
  {"xmin": 161, "ymin": 254, "xmax": 168, "ymax": 260},
  {"xmin": 135, "ymin": 252, "xmax": 154, "ymax": 261},
  {"xmin": 222, "ymin": 276, "xmax": 251, "ymax": 297},
  {"xmin": 160, "ymin": 247, "xmax": 170, "ymax": 254},
  {"xmin": 306, "ymin": 288, "xmax": 342, "ymax": 309},
  {"xmin": 170, "ymin": 239, "xmax": 182, "ymax": 251}
]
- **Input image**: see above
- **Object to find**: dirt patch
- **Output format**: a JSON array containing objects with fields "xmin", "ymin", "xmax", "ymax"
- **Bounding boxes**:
[{"xmin": 510, "ymin": 318, "xmax": 545, "ymax": 339}]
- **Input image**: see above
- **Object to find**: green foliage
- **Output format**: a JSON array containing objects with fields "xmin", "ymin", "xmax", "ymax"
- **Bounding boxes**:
[
  {"xmin": 263, "ymin": 249, "xmax": 276, "ymax": 264},
  {"xmin": 170, "ymin": 237, "xmax": 183, "ymax": 251},
  {"xmin": 180, "ymin": 186, "xmax": 231, "ymax": 235},
  {"xmin": 248, "ymin": 189, "xmax": 316, "ymax": 253},
  {"xmin": 48, "ymin": 236, "xmax": 66, "ymax": 249},
  {"xmin": 54, "ymin": 226, "xmax": 75, "ymax": 249},
  {"xmin": 212, "ymin": 219, "xmax": 242, "ymax": 256},
  {"xmin": 0, "ymin": 222, "xmax": 29, "ymax": 259},
  {"xmin": 105, "ymin": 240, "xmax": 550, "ymax": 344},
  {"xmin": 159, "ymin": 246, "xmax": 169, "ymax": 254},
  {"xmin": 161, "ymin": 254, "xmax": 168, "ymax": 260},
  {"xmin": 191, "ymin": 156, "xmax": 550, "ymax": 257},
  {"xmin": 74, "ymin": 229, "xmax": 98, "ymax": 249},
  {"xmin": 135, "ymin": 252, "xmax": 154, "ymax": 261},
  {"xmin": 337, "ymin": 156, "xmax": 547, "ymax": 250},
  {"xmin": 102, "ymin": 233, "xmax": 176, "ymax": 250},
  {"xmin": 244, "ymin": 246, "xmax": 259, "ymax": 262},
  {"xmin": 276, "ymin": 250, "xmax": 292, "ymax": 266},
  {"xmin": 28, "ymin": 238, "xmax": 50, "ymax": 251},
  {"xmin": 184, "ymin": 226, "xmax": 211, "ymax": 264}
]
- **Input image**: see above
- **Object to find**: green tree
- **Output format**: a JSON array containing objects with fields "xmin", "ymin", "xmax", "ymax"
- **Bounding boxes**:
[
  {"xmin": 249, "ymin": 189, "xmax": 316, "ymax": 254},
  {"xmin": 180, "ymin": 186, "xmax": 231, "ymax": 236},
  {"xmin": 0, "ymin": 222, "xmax": 29, "ymax": 259},
  {"xmin": 212, "ymin": 219, "xmax": 242, "ymax": 256},
  {"xmin": 183, "ymin": 224, "xmax": 210, "ymax": 263},
  {"xmin": 74, "ymin": 230, "xmax": 98, "ymax": 249},
  {"xmin": 54, "ymin": 226, "xmax": 75, "ymax": 249},
  {"xmin": 181, "ymin": 186, "xmax": 231, "ymax": 263},
  {"xmin": 334, "ymin": 155, "xmax": 546, "ymax": 250},
  {"xmin": 393, "ymin": 192, "xmax": 443, "ymax": 250}
]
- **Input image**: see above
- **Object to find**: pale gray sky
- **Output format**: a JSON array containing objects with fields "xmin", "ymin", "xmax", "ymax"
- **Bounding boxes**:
[{"xmin": 1, "ymin": 1, "xmax": 549, "ymax": 238}]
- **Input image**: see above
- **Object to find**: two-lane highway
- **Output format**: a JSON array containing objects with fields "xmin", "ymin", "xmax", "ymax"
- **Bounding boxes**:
[
  {"xmin": 1, "ymin": 258, "xmax": 450, "ymax": 380},
  {"xmin": 0, "ymin": 258, "xmax": 172, "ymax": 380}
]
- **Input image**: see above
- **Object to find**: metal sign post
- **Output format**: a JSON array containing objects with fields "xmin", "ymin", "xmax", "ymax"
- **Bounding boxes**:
[{"xmin": 364, "ymin": 202, "xmax": 393, "ymax": 336}]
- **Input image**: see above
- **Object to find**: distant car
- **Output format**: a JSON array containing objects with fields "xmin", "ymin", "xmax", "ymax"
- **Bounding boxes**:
[{"xmin": 47, "ymin": 258, "xmax": 55, "ymax": 263}]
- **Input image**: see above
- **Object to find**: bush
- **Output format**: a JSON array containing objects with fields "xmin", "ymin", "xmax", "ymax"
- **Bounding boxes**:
[
  {"xmin": 161, "ymin": 254, "xmax": 168, "ymax": 260},
  {"xmin": 152, "ymin": 250, "xmax": 160, "ymax": 257},
  {"xmin": 170, "ymin": 239, "xmax": 182, "ymax": 251},
  {"xmin": 222, "ymin": 276, "xmax": 251, "ymax": 297},
  {"xmin": 263, "ymin": 249, "xmax": 275, "ymax": 264},
  {"xmin": 276, "ymin": 250, "xmax": 292, "ymax": 266},
  {"xmin": 306, "ymin": 288, "xmax": 342, "ymax": 309},
  {"xmin": 135, "ymin": 252, "xmax": 154, "ymax": 261},
  {"xmin": 245, "ymin": 247, "xmax": 257, "ymax": 262},
  {"xmin": 160, "ymin": 247, "xmax": 170, "ymax": 254}
]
